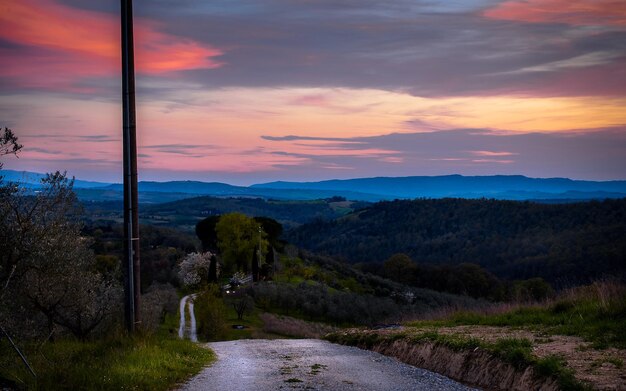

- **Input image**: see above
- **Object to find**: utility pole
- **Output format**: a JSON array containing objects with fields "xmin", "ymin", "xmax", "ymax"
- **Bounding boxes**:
[{"xmin": 121, "ymin": 0, "xmax": 140, "ymax": 332}]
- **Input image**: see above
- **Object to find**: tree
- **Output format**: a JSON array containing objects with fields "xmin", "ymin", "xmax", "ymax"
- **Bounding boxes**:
[
  {"xmin": 253, "ymin": 216, "xmax": 283, "ymax": 248},
  {"xmin": 215, "ymin": 213, "xmax": 268, "ymax": 274},
  {"xmin": 228, "ymin": 290, "xmax": 254, "ymax": 321},
  {"xmin": 251, "ymin": 245, "xmax": 260, "ymax": 282},
  {"xmin": 208, "ymin": 254, "xmax": 218, "ymax": 283},
  {"xmin": 383, "ymin": 253, "xmax": 416, "ymax": 284},
  {"xmin": 178, "ymin": 252, "xmax": 216, "ymax": 288},
  {"xmin": 1, "ymin": 170, "xmax": 121, "ymax": 338},
  {"xmin": 196, "ymin": 215, "xmax": 220, "ymax": 252},
  {"xmin": 0, "ymin": 127, "xmax": 22, "ymax": 170}
]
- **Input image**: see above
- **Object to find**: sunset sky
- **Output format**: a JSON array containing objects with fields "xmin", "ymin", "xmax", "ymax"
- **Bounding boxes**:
[{"xmin": 1, "ymin": 0, "xmax": 625, "ymax": 184}]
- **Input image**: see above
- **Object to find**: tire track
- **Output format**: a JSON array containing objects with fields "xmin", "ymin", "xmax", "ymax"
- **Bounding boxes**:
[{"xmin": 178, "ymin": 294, "xmax": 197, "ymax": 342}]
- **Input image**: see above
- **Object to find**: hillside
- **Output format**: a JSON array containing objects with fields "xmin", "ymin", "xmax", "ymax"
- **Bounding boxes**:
[{"xmin": 286, "ymin": 198, "xmax": 626, "ymax": 283}]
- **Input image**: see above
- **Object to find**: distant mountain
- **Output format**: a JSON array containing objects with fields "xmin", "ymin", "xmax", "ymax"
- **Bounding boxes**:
[
  {"xmin": 253, "ymin": 175, "xmax": 626, "ymax": 200},
  {"xmin": 1, "ymin": 169, "xmax": 112, "ymax": 189},
  {"xmin": 4, "ymin": 170, "xmax": 625, "ymax": 203},
  {"xmin": 99, "ymin": 181, "xmax": 382, "ymax": 202}
]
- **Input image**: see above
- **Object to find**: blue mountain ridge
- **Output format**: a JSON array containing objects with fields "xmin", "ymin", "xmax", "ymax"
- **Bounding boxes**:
[{"xmin": 3, "ymin": 170, "xmax": 625, "ymax": 202}]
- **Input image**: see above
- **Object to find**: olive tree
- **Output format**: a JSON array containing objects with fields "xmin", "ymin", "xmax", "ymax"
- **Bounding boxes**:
[{"xmin": 1, "ymin": 131, "xmax": 121, "ymax": 338}]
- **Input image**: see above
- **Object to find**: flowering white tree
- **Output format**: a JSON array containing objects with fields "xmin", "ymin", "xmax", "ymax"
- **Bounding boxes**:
[{"xmin": 178, "ymin": 252, "xmax": 217, "ymax": 287}]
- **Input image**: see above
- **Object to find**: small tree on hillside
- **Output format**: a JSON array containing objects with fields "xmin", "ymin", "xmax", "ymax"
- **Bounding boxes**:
[{"xmin": 383, "ymin": 253, "xmax": 416, "ymax": 284}]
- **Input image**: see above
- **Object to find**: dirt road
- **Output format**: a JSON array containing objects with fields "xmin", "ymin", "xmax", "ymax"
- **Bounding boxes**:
[{"xmin": 178, "ymin": 339, "xmax": 477, "ymax": 391}]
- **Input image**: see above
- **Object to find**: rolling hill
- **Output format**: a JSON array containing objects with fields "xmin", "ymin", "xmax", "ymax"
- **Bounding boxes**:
[{"xmin": 285, "ymin": 197, "xmax": 626, "ymax": 284}]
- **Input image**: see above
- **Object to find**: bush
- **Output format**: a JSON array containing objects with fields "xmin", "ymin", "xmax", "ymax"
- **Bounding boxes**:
[
  {"xmin": 140, "ymin": 283, "xmax": 179, "ymax": 332},
  {"xmin": 194, "ymin": 285, "xmax": 227, "ymax": 341}
]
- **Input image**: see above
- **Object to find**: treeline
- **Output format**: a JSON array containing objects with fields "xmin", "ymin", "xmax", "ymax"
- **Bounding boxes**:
[
  {"xmin": 286, "ymin": 198, "xmax": 626, "ymax": 284},
  {"xmin": 366, "ymin": 254, "xmax": 553, "ymax": 301},
  {"xmin": 137, "ymin": 196, "xmax": 369, "ymax": 231}
]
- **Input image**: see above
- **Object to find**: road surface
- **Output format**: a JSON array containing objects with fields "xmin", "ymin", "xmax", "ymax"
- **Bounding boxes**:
[{"xmin": 178, "ymin": 339, "xmax": 477, "ymax": 391}]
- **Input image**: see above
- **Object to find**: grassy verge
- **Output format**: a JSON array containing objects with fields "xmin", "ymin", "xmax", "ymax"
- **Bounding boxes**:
[
  {"xmin": 406, "ymin": 281, "xmax": 626, "ymax": 349},
  {"xmin": 326, "ymin": 330, "xmax": 590, "ymax": 391},
  {"xmin": 0, "ymin": 315, "xmax": 215, "ymax": 390}
]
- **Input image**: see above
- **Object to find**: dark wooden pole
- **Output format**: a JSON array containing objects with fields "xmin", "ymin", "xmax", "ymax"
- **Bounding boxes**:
[{"xmin": 121, "ymin": 0, "xmax": 140, "ymax": 332}]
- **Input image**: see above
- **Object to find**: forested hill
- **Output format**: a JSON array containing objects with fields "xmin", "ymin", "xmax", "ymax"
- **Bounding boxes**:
[{"xmin": 285, "ymin": 198, "xmax": 626, "ymax": 283}]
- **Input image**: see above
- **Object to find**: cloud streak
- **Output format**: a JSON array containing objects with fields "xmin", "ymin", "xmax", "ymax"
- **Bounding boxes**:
[
  {"xmin": 0, "ymin": 0, "xmax": 223, "ymax": 91},
  {"xmin": 261, "ymin": 127, "xmax": 626, "ymax": 180},
  {"xmin": 483, "ymin": 0, "xmax": 626, "ymax": 26}
]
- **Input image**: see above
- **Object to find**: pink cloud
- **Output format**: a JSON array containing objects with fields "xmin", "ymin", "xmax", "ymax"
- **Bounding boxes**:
[
  {"xmin": 470, "ymin": 150, "xmax": 517, "ymax": 157},
  {"xmin": 508, "ymin": 57, "xmax": 626, "ymax": 98},
  {"xmin": 289, "ymin": 94, "xmax": 332, "ymax": 107},
  {"xmin": 472, "ymin": 159, "xmax": 515, "ymax": 164},
  {"xmin": 0, "ymin": 0, "xmax": 223, "ymax": 90},
  {"xmin": 483, "ymin": 0, "xmax": 626, "ymax": 26}
]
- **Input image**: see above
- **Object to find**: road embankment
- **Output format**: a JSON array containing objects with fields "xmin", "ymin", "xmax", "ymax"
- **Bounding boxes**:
[{"xmin": 326, "ymin": 329, "xmax": 571, "ymax": 391}]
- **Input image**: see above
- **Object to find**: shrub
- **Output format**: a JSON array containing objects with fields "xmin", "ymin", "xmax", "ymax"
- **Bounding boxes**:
[
  {"xmin": 194, "ymin": 285, "xmax": 227, "ymax": 341},
  {"xmin": 140, "ymin": 283, "xmax": 179, "ymax": 332}
]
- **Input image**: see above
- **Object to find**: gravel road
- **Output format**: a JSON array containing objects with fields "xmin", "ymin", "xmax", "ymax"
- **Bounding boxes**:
[{"xmin": 178, "ymin": 339, "xmax": 478, "ymax": 391}]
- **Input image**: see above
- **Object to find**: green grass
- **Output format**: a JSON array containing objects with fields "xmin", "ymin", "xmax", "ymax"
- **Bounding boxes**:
[
  {"xmin": 220, "ymin": 302, "xmax": 264, "ymax": 340},
  {"xmin": 0, "ymin": 315, "xmax": 215, "ymax": 390},
  {"xmin": 406, "ymin": 284, "xmax": 626, "ymax": 349},
  {"xmin": 326, "ymin": 330, "xmax": 590, "ymax": 391}
]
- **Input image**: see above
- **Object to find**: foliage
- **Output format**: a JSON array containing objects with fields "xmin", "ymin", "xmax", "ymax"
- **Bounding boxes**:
[
  {"xmin": 287, "ymin": 198, "xmax": 626, "ymax": 284},
  {"xmin": 177, "ymin": 251, "xmax": 216, "ymax": 288},
  {"xmin": 215, "ymin": 212, "xmax": 268, "ymax": 273},
  {"xmin": 1, "ymin": 171, "xmax": 121, "ymax": 339},
  {"xmin": 253, "ymin": 216, "xmax": 283, "ymax": 248},
  {"xmin": 140, "ymin": 283, "xmax": 179, "ymax": 332},
  {"xmin": 511, "ymin": 278, "xmax": 554, "ymax": 302},
  {"xmin": 0, "ymin": 127, "xmax": 22, "ymax": 170},
  {"xmin": 0, "ymin": 320, "xmax": 215, "ymax": 390},
  {"xmin": 194, "ymin": 285, "xmax": 227, "ymax": 341},
  {"xmin": 382, "ymin": 253, "xmax": 510, "ymax": 300},
  {"xmin": 83, "ymin": 222, "xmax": 199, "ymax": 289},
  {"xmin": 195, "ymin": 215, "xmax": 220, "ymax": 251}
]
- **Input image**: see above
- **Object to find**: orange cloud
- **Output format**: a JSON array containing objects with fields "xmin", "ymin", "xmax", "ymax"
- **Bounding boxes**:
[
  {"xmin": 0, "ymin": 0, "xmax": 222, "ymax": 89},
  {"xmin": 483, "ymin": 0, "xmax": 626, "ymax": 26}
]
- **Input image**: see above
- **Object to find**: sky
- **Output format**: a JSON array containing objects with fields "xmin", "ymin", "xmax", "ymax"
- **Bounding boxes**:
[{"xmin": 1, "ymin": 0, "xmax": 625, "ymax": 185}]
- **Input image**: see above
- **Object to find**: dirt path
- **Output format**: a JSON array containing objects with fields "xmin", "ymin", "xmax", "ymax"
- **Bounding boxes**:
[
  {"xmin": 177, "ymin": 339, "xmax": 477, "ymax": 391},
  {"xmin": 178, "ymin": 294, "xmax": 197, "ymax": 342}
]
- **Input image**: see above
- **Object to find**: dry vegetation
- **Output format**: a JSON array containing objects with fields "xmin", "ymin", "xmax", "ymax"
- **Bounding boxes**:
[
  {"xmin": 327, "ymin": 281, "xmax": 626, "ymax": 391},
  {"xmin": 260, "ymin": 313, "xmax": 338, "ymax": 338}
]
